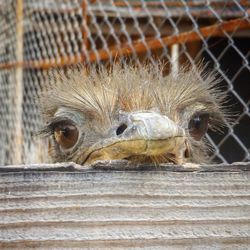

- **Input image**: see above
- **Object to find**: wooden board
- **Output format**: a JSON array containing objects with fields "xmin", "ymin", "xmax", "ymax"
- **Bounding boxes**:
[{"xmin": 1, "ymin": 162, "xmax": 250, "ymax": 249}]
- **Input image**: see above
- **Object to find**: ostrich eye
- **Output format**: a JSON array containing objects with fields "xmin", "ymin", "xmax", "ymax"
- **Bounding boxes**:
[
  {"xmin": 188, "ymin": 113, "xmax": 209, "ymax": 140},
  {"xmin": 54, "ymin": 123, "xmax": 79, "ymax": 149}
]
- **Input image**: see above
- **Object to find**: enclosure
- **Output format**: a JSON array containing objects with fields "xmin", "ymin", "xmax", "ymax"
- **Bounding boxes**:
[{"xmin": 0, "ymin": 0, "xmax": 249, "ymax": 165}]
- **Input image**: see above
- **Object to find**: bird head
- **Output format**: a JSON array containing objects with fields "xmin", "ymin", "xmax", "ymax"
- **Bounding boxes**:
[{"xmin": 39, "ymin": 63, "xmax": 227, "ymax": 166}]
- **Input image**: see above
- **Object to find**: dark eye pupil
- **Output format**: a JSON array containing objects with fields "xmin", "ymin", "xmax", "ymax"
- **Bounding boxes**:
[
  {"xmin": 62, "ymin": 127, "xmax": 70, "ymax": 137},
  {"xmin": 188, "ymin": 114, "xmax": 209, "ymax": 141},
  {"xmin": 192, "ymin": 117, "xmax": 201, "ymax": 130}
]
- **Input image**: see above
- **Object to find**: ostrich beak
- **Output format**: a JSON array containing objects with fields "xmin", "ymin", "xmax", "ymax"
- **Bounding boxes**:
[{"xmin": 81, "ymin": 112, "xmax": 188, "ymax": 165}]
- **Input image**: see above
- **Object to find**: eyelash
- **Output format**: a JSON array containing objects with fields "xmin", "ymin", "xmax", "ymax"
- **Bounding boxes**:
[{"xmin": 40, "ymin": 118, "xmax": 76, "ymax": 137}]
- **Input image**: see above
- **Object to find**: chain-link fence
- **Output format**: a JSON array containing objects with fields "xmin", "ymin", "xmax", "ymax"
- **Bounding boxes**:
[{"xmin": 0, "ymin": 0, "xmax": 249, "ymax": 165}]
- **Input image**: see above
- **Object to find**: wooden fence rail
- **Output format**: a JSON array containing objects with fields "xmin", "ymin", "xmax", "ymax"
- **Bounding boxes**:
[
  {"xmin": 0, "ymin": 18, "xmax": 249, "ymax": 70},
  {"xmin": 0, "ymin": 162, "xmax": 250, "ymax": 249}
]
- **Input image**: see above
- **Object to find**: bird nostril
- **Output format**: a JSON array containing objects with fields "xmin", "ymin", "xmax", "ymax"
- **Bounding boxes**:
[{"xmin": 116, "ymin": 123, "xmax": 128, "ymax": 136}]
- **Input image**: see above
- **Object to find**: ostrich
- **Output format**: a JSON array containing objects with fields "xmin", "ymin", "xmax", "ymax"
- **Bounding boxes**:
[{"xmin": 39, "ymin": 63, "xmax": 227, "ymax": 166}]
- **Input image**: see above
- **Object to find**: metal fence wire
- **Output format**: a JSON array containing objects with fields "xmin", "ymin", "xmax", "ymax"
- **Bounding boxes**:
[{"xmin": 0, "ymin": 0, "xmax": 249, "ymax": 165}]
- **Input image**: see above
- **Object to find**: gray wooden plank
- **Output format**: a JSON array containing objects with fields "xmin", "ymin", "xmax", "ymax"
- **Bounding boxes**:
[{"xmin": 0, "ymin": 162, "xmax": 250, "ymax": 249}]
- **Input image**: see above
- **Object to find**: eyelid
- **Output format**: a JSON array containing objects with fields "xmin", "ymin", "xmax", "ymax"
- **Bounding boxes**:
[
  {"xmin": 54, "ymin": 108, "xmax": 85, "ymax": 125},
  {"xmin": 48, "ymin": 117, "xmax": 76, "ymax": 129},
  {"xmin": 191, "ymin": 111, "xmax": 210, "ymax": 119},
  {"xmin": 37, "ymin": 117, "xmax": 76, "ymax": 137}
]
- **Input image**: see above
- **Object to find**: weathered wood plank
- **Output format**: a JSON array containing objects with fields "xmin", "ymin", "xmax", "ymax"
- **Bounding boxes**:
[{"xmin": 0, "ymin": 162, "xmax": 250, "ymax": 249}]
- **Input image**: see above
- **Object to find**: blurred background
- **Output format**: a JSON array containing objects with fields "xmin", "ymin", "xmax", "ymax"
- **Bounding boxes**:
[{"xmin": 0, "ymin": 0, "xmax": 249, "ymax": 165}]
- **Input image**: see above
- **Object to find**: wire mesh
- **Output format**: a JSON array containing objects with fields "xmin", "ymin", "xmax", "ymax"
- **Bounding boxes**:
[{"xmin": 0, "ymin": 0, "xmax": 249, "ymax": 165}]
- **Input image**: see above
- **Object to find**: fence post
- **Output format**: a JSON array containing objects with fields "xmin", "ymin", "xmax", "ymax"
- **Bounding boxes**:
[
  {"xmin": 81, "ymin": 0, "xmax": 89, "ymax": 61},
  {"xmin": 13, "ymin": 0, "xmax": 24, "ymax": 164}
]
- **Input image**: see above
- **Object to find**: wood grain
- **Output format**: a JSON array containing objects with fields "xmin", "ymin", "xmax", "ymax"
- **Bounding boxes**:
[{"xmin": 0, "ymin": 162, "xmax": 250, "ymax": 249}]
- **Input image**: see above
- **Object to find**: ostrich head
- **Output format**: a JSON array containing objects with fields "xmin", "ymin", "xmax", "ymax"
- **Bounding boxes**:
[{"xmin": 39, "ymin": 63, "xmax": 227, "ymax": 166}]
